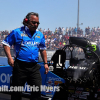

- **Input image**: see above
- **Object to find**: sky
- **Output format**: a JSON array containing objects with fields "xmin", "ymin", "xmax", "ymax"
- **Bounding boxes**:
[{"xmin": 0, "ymin": 0, "xmax": 100, "ymax": 33}]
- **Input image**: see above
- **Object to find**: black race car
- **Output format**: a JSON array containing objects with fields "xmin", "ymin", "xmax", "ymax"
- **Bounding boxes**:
[{"xmin": 49, "ymin": 37, "xmax": 100, "ymax": 100}]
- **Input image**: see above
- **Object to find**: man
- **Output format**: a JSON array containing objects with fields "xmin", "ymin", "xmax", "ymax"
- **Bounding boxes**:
[{"xmin": 2, "ymin": 12, "xmax": 49, "ymax": 100}]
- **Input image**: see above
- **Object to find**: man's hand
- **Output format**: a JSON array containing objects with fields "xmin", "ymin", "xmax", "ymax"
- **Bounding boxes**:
[
  {"xmin": 8, "ymin": 57, "xmax": 14, "ymax": 67},
  {"xmin": 3, "ymin": 45, "xmax": 14, "ymax": 67},
  {"xmin": 40, "ymin": 50, "xmax": 49, "ymax": 74},
  {"xmin": 44, "ymin": 64, "xmax": 49, "ymax": 74}
]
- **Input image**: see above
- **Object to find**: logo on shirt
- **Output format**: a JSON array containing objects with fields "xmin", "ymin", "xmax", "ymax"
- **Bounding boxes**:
[
  {"xmin": 36, "ymin": 33, "xmax": 41, "ymax": 38},
  {"xmin": 21, "ymin": 41, "xmax": 39, "ymax": 47},
  {"xmin": 21, "ymin": 33, "xmax": 28, "ymax": 37},
  {"xmin": 36, "ymin": 36, "xmax": 40, "ymax": 38}
]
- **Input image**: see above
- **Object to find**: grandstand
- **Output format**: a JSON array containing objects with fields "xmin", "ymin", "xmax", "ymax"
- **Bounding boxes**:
[{"xmin": 0, "ymin": 26, "xmax": 100, "ymax": 50}]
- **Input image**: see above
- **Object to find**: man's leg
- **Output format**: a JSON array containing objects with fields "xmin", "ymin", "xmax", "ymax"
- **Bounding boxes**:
[
  {"xmin": 27, "ymin": 64, "xmax": 42, "ymax": 100},
  {"xmin": 11, "ymin": 61, "xmax": 27, "ymax": 100}
]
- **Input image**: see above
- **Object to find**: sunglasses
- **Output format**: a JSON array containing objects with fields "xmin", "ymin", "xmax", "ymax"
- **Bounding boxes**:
[{"xmin": 30, "ymin": 21, "xmax": 40, "ymax": 25}]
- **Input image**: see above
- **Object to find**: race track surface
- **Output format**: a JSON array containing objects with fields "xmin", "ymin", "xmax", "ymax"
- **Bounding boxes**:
[{"xmin": 0, "ymin": 93, "xmax": 29, "ymax": 100}]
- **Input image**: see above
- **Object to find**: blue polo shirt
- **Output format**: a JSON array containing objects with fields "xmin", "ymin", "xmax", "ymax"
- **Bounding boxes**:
[{"xmin": 2, "ymin": 26, "xmax": 46, "ymax": 62}]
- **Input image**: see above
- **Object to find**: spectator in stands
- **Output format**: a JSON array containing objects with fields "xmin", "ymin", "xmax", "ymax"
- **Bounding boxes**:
[
  {"xmin": 69, "ymin": 27, "xmax": 72, "ymax": 35},
  {"xmin": 62, "ymin": 27, "xmax": 65, "ymax": 35}
]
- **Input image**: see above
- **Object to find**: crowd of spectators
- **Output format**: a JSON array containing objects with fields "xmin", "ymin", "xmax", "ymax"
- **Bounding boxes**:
[
  {"xmin": 38, "ymin": 26, "xmax": 100, "ymax": 50},
  {"xmin": 0, "ymin": 26, "xmax": 100, "ymax": 50},
  {"xmin": 0, "ymin": 30, "xmax": 10, "ymax": 47}
]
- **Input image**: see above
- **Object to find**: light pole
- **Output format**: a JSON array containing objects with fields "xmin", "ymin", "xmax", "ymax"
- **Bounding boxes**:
[{"xmin": 77, "ymin": 0, "xmax": 79, "ymax": 30}]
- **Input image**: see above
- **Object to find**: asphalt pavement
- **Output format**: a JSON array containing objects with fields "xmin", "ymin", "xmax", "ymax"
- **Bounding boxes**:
[{"xmin": 0, "ymin": 93, "xmax": 29, "ymax": 100}]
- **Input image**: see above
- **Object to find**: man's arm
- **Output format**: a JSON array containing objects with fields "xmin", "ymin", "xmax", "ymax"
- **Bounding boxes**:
[
  {"xmin": 40, "ymin": 50, "xmax": 47, "ymax": 63},
  {"xmin": 3, "ymin": 45, "xmax": 14, "ymax": 67},
  {"xmin": 40, "ymin": 50, "xmax": 49, "ymax": 74}
]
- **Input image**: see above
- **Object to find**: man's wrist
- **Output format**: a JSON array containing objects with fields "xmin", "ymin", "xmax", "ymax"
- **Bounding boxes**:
[
  {"xmin": 44, "ymin": 63, "xmax": 48, "ymax": 65},
  {"xmin": 8, "ymin": 56, "xmax": 12, "ymax": 59}
]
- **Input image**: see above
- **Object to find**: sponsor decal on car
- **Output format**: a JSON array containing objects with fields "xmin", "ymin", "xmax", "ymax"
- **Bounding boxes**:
[
  {"xmin": 54, "ymin": 81, "xmax": 62, "ymax": 85},
  {"xmin": 68, "ymin": 90, "xmax": 74, "ymax": 93},
  {"xmin": 79, "ymin": 95, "xmax": 87, "ymax": 99},
  {"xmin": 48, "ymin": 77, "xmax": 62, "ymax": 81},
  {"xmin": 75, "ymin": 91, "xmax": 82, "ymax": 95},
  {"xmin": 85, "ymin": 88, "xmax": 90, "ymax": 92},
  {"xmin": 76, "ymin": 87, "xmax": 84, "ymax": 91},
  {"xmin": 82, "ymin": 92, "xmax": 90, "ymax": 95},
  {"xmin": 46, "ymin": 80, "xmax": 54, "ymax": 86},
  {"xmin": 0, "ymin": 73, "xmax": 10, "ymax": 83}
]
